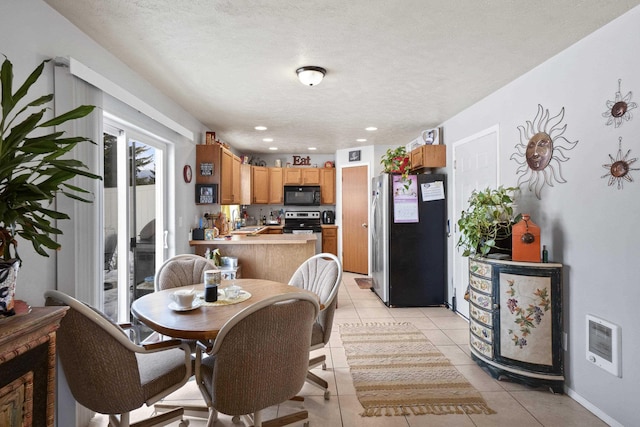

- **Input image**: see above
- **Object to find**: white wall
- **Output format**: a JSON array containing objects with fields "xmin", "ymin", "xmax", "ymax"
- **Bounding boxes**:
[
  {"xmin": 1, "ymin": 0, "xmax": 209, "ymax": 306},
  {"xmin": 441, "ymin": 7, "xmax": 640, "ymax": 426}
]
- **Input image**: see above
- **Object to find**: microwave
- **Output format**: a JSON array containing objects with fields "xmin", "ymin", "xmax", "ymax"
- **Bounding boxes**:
[{"xmin": 283, "ymin": 185, "xmax": 321, "ymax": 206}]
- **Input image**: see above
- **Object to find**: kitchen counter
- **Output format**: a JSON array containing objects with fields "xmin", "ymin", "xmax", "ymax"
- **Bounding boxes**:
[{"xmin": 189, "ymin": 233, "xmax": 315, "ymax": 283}]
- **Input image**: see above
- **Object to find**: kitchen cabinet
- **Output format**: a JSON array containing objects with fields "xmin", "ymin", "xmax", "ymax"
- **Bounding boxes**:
[
  {"xmin": 410, "ymin": 145, "xmax": 446, "ymax": 171},
  {"xmin": 196, "ymin": 144, "xmax": 242, "ymax": 205},
  {"xmin": 468, "ymin": 257, "xmax": 564, "ymax": 392},
  {"xmin": 320, "ymin": 168, "xmax": 336, "ymax": 204},
  {"xmin": 283, "ymin": 167, "xmax": 321, "ymax": 185},
  {"xmin": 268, "ymin": 167, "xmax": 284, "ymax": 204},
  {"xmin": 240, "ymin": 163, "xmax": 252, "ymax": 205},
  {"xmin": 251, "ymin": 166, "xmax": 269, "ymax": 204},
  {"xmin": 322, "ymin": 226, "xmax": 338, "ymax": 256}
]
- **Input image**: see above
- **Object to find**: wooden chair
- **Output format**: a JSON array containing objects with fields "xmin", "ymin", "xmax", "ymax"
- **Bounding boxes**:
[
  {"xmin": 44, "ymin": 290, "xmax": 192, "ymax": 427},
  {"xmin": 288, "ymin": 253, "xmax": 342, "ymax": 399},
  {"xmin": 194, "ymin": 292, "xmax": 320, "ymax": 427}
]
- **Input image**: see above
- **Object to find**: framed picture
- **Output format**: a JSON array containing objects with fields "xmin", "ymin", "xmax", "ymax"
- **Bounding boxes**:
[
  {"xmin": 349, "ymin": 150, "xmax": 361, "ymax": 162},
  {"xmin": 195, "ymin": 184, "xmax": 217, "ymax": 204}
]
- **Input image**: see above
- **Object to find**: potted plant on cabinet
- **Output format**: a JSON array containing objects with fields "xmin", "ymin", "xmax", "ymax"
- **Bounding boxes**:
[
  {"xmin": 381, "ymin": 146, "xmax": 411, "ymax": 188},
  {"xmin": 0, "ymin": 57, "xmax": 100, "ymax": 317},
  {"xmin": 456, "ymin": 186, "xmax": 521, "ymax": 258}
]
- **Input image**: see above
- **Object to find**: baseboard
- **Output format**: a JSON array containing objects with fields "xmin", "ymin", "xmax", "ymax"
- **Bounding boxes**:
[{"xmin": 565, "ymin": 386, "xmax": 622, "ymax": 427}]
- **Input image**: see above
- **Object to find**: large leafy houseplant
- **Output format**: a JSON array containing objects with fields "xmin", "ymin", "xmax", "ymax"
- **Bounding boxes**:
[
  {"xmin": 0, "ymin": 57, "xmax": 100, "ymax": 316},
  {"xmin": 381, "ymin": 146, "xmax": 411, "ymax": 188},
  {"xmin": 456, "ymin": 186, "xmax": 521, "ymax": 257}
]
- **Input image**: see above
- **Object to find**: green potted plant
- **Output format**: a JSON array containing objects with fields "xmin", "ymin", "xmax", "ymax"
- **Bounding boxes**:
[
  {"xmin": 456, "ymin": 186, "xmax": 521, "ymax": 257},
  {"xmin": 0, "ymin": 57, "xmax": 100, "ymax": 317},
  {"xmin": 381, "ymin": 146, "xmax": 411, "ymax": 189}
]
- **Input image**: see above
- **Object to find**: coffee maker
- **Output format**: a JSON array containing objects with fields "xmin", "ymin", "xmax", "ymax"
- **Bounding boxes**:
[{"xmin": 322, "ymin": 210, "xmax": 335, "ymax": 224}]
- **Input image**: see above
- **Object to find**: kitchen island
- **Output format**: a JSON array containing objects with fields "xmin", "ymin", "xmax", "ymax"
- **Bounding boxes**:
[{"xmin": 189, "ymin": 233, "xmax": 316, "ymax": 283}]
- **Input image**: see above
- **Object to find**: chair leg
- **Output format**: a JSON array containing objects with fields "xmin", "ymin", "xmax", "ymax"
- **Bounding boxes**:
[
  {"xmin": 130, "ymin": 408, "xmax": 186, "ymax": 427},
  {"xmin": 306, "ymin": 371, "xmax": 330, "ymax": 400}
]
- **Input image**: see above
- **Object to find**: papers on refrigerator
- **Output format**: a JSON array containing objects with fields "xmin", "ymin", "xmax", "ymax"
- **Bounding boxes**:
[{"xmin": 421, "ymin": 181, "xmax": 445, "ymax": 201}]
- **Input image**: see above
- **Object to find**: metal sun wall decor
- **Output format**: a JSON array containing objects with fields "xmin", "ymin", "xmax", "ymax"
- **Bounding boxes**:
[
  {"xmin": 601, "ymin": 137, "xmax": 638, "ymax": 190},
  {"xmin": 602, "ymin": 79, "xmax": 637, "ymax": 127},
  {"xmin": 511, "ymin": 104, "xmax": 579, "ymax": 200}
]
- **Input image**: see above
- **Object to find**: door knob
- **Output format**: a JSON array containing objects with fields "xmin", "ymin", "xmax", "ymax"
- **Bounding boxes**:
[{"xmin": 362, "ymin": 223, "xmax": 368, "ymax": 228}]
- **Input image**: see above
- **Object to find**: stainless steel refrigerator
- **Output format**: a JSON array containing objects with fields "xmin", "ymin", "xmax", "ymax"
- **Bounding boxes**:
[{"xmin": 371, "ymin": 173, "xmax": 446, "ymax": 307}]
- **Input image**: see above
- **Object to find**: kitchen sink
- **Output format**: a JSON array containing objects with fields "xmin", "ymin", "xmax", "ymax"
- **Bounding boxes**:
[{"xmin": 230, "ymin": 226, "xmax": 266, "ymax": 235}]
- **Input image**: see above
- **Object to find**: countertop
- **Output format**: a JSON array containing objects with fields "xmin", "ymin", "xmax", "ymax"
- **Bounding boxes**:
[{"xmin": 189, "ymin": 233, "xmax": 316, "ymax": 245}]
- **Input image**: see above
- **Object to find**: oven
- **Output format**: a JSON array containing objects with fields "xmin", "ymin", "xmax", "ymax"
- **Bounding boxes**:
[{"xmin": 283, "ymin": 211, "xmax": 322, "ymax": 254}]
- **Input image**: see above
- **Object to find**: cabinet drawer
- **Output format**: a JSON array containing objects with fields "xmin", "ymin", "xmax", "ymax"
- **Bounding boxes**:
[
  {"xmin": 469, "ymin": 259, "xmax": 492, "ymax": 278},
  {"xmin": 470, "ymin": 332, "xmax": 493, "ymax": 359},
  {"xmin": 469, "ymin": 288, "xmax": 493, "ymax": 310},
  {"xmin": 470, "ymin": 318, "xmax": 493, "ymax": 343},
  {"xmin": 469, "ymin": 274, "xmax": 492, "ymax": 295},
  {"xmin": 469, "ymin": 304, "xmax": 493, "ymax": 327}
]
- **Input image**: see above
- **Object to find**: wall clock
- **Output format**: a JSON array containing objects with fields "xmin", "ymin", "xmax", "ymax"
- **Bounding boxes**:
[{"xmin": 183, "ymin": 165, "xmax": 192, "ymax": 183}]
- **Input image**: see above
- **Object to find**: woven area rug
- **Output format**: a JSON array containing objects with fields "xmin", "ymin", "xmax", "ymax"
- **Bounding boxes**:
[{"xmin": 340, "ymin": 322, "xmax": 495, "ymax": 417}]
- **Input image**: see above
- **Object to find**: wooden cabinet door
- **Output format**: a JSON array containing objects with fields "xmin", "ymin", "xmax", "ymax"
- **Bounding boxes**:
[
  {"xmin": 196, "ymin": 145, "xmax": 220, "ymax": 184},
  {"xmin": 410, "ymin": 145, "xmax": 446, "ymax": 171},
  {"xmin": 232, "ymin": 154, "xmax": 241, "ymax": 204},
  {"xmin": 302, "ymin": 168, "xmax": 321, "ymax": 184},
  {"xmin": 252, "ymin": 166, "xmax": 269, "ymax": 204},
  {"xmin": 240, "ymin": 163, "xmax": 252, "ymax": 205},
  {"xmin": 268, "ymin": 167, "xmax": 284, "ymax": 204},
  {"xmin": 320, "ymin": 168, "xmax": 336, "ymax": 204},
  {"xmin": 283, "ymin": 168, "xmax": 302, "ymax": 184},
  {"xmin": 219, "ymin": 148, "xmax": 234, "ymax": 204},
  {"xmin": 322, "ymin": 227, "xmax": 338, "ymax": 256}
]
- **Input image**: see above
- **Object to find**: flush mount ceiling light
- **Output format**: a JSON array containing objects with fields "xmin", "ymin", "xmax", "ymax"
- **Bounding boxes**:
[
  {"xmin": 254, "ymin": 125, "xmax": 267, "ymax": 131},
  {"xmin": 296, "ymin": 66, "xmax": 326, "ymax": 86}
]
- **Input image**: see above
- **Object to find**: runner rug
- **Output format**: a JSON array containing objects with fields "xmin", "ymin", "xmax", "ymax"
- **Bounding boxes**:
[{"xmin": 339, "ymin": 322, "xmax": 495, "ymax": 417}]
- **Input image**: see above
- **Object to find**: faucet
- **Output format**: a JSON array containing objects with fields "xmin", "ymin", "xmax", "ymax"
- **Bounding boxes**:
[{"xmin": 231, "ymin": 209, "xmax": 239, "ymax": 230}]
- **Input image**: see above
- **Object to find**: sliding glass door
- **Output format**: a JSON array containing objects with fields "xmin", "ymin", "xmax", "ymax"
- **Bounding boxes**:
[{"xmin": 103, "ymin": 120, "xmax": 168, "ymax": 323}]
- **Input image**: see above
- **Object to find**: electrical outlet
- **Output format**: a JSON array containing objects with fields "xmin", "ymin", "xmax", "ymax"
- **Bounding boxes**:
[{"xmin": 562, "ymin": 332, "xmax": 568, "ymax": 351}]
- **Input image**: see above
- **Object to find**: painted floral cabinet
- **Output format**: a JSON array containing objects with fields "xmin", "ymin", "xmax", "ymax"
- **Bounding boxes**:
[{"xmin": 468, "ymin": 257, "xmax": 564, "ymax": 393}]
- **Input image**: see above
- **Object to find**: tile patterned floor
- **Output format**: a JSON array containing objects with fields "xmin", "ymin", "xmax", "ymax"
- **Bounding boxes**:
[{"xmin": 90, "ymin": 272, "xmax": 607, "ymax": 427}]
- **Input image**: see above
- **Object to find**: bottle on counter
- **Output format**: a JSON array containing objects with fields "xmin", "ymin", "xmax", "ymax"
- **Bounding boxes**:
[{"xmin": 542, "ymin": 245, "xmax": 549, "ymax": 263}]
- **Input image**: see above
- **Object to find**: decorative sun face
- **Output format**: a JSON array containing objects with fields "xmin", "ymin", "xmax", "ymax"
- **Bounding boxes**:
[
  {"xmin": 602, "ymin": 79, "xmax": 637, "ymax": 127},
  {"xmin": 602, "ymin": 137, "xmax": 638, "ymax": 190},
  {"xmin": 511, "ymin": 104, "xmax": 578, "ymax": 199}
]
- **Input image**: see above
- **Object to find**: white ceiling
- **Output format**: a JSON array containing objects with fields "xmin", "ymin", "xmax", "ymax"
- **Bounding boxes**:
[{"xmin": 45, "ymin": 0, "xmax": 640, "ymax": 154}]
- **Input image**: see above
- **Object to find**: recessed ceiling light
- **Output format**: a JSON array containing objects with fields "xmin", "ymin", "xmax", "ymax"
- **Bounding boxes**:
[
  {"xmin": 357, "ymin": 138, "xmax": 367, "ymax": 142},
  {"xmin": 308, "ymin": 147, "xmax": 317, "ymax": 151},
  {"xmin": 263, "ymin": 138, "xmax": 273, "ymax": 142},
  {"xmin": 269, "ymin": 147, "xmax": 278, "ymax": 151},
  {"xmin": 365, "ymin": 127, "xmax": 378, "ymax": 131},
  {"xmin": 255, "ymin": 126, "xmax": 267, "ymax": 131}
]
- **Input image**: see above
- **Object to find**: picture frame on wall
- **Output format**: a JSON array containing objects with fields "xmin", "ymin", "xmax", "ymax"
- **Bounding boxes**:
[
  {"xmin": 195, "ymin": 184, "xmax": 217, "ymax": 204},
  {"xmin": 349, "ymin": 150, "xmax": 361, "ymax": 162}
]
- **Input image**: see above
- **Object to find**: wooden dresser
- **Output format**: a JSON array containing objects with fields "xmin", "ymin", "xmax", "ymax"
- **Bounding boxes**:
[
  {"xmin": 0, "ymin": 305, "xmax": 68, "ymax": 426},
  {"xmin": 467, "ymin": 257, "xmax": 564, "ymax": 393}
]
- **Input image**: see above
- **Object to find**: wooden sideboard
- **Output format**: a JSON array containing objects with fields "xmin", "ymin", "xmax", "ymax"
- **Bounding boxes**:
[
  {"xmin": 467, "ymin": 257, "xmax": 564, "ymax": 393},
  {"xmin": 0, "ymin": 305, "xmax": 68, "ymax": 426}
]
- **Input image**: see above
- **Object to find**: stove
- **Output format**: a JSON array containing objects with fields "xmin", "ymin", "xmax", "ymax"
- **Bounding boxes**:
[{"xmin": 283, "ymin": 211, "xmax": 322, "ymax": 233}]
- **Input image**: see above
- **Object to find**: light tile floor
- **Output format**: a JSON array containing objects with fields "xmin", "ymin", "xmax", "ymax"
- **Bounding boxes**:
[{"xmin": 90, "ymin": 272, "xmax": 607, "ymax": 427}]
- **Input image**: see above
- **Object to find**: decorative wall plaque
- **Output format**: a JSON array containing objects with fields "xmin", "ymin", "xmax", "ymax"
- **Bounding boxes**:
[
  {"xmin": 511, "ymin": 104, "xmax": 578, "ymax": 199},
  {"xmin": 601, "ymin": 137, "xmax": 638, "ymax": 190},
  {"xmin": 602, "ymin": 79, "xmax": 637, "ymax": 128}
]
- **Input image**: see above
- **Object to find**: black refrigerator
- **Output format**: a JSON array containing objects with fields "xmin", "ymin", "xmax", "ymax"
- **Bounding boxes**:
[{"xmin": 371, "ymin": 173, "xmax": 446, "ymax": 307}]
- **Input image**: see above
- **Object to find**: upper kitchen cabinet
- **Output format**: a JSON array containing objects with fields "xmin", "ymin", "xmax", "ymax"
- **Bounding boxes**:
[
  {"xmin": 240, "ymin": 163, "xmax": 252, "ymax": 205},
  {"xmin": 196, "ymin": 144, "xmax": 242, "ymax": 205},
  {"xmin": 283, "ymin": 167, "xmax": 321, "ymax": 185},
  {"xmin": 320, "ymin": 168, "xmax": 336, "ymax": 204},
  {"xmin": 268, "ymin": 168, "xmax": 284, "ymax": 204},
  {"xmin": 251, "ymin": 166, "xmax": 269, "ymax": 204},
  {"xmin": 410, "ymin": 145, "xmax": 446, "ymax": 171}
]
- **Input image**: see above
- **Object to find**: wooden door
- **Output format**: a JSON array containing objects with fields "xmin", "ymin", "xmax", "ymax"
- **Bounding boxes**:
[
  {"xmin": 341, "ymin": 165, "xmax": 368, "ymax": 274},
  {"xmin": 283, "ymin": 168, "xmax": 301, "ymax": 184},
  {"xmin": 320, "ymin": 168, "xmax": 336, "ymax": 204}
]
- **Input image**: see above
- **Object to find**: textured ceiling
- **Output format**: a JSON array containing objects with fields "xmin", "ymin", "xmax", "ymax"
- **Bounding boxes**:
[{"xmin": 45, "ymin": 0, "xmax": 640, "ymax": 154}]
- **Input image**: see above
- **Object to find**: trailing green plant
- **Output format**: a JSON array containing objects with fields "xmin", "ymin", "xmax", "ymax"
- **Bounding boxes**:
[
  {"xmin": 456, "ymin": 186, "xmax": 521, "ymax": 257},
  {"xmin": 0, "ymin": 57, "xmax": 101, "ymax": 262}
]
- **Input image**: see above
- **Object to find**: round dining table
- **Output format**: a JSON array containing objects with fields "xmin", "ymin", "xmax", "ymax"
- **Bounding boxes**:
[{"xmin": 131, "ymin": 278, "xmax": 314, "ymax": 341}]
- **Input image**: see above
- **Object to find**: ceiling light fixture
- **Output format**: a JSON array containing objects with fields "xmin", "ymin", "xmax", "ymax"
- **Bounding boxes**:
[
  {"xmin": 308, "ymin": 147, "xmax": 317, "ymax": 151},
  {"xmin": 255, "ymin": 126, "xmax": 267, "ymax": 131},
  {"xmin": 263, "ymin": 138, "xmax": 273, "ymax": 142},
  {"xmin": 296, "ymin": 66, "xmax": 326, "ymax": 86},
  {"xmin": 357, "ymin": 138, "xmax": 367, "ymax": 142},
  {"xmin": 269, "ymin": 147, "xmax": 278, "ymax": 151},
  {"xmin": 365, "ymin": 126, "xmax": 378, "ymax": 131}
]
